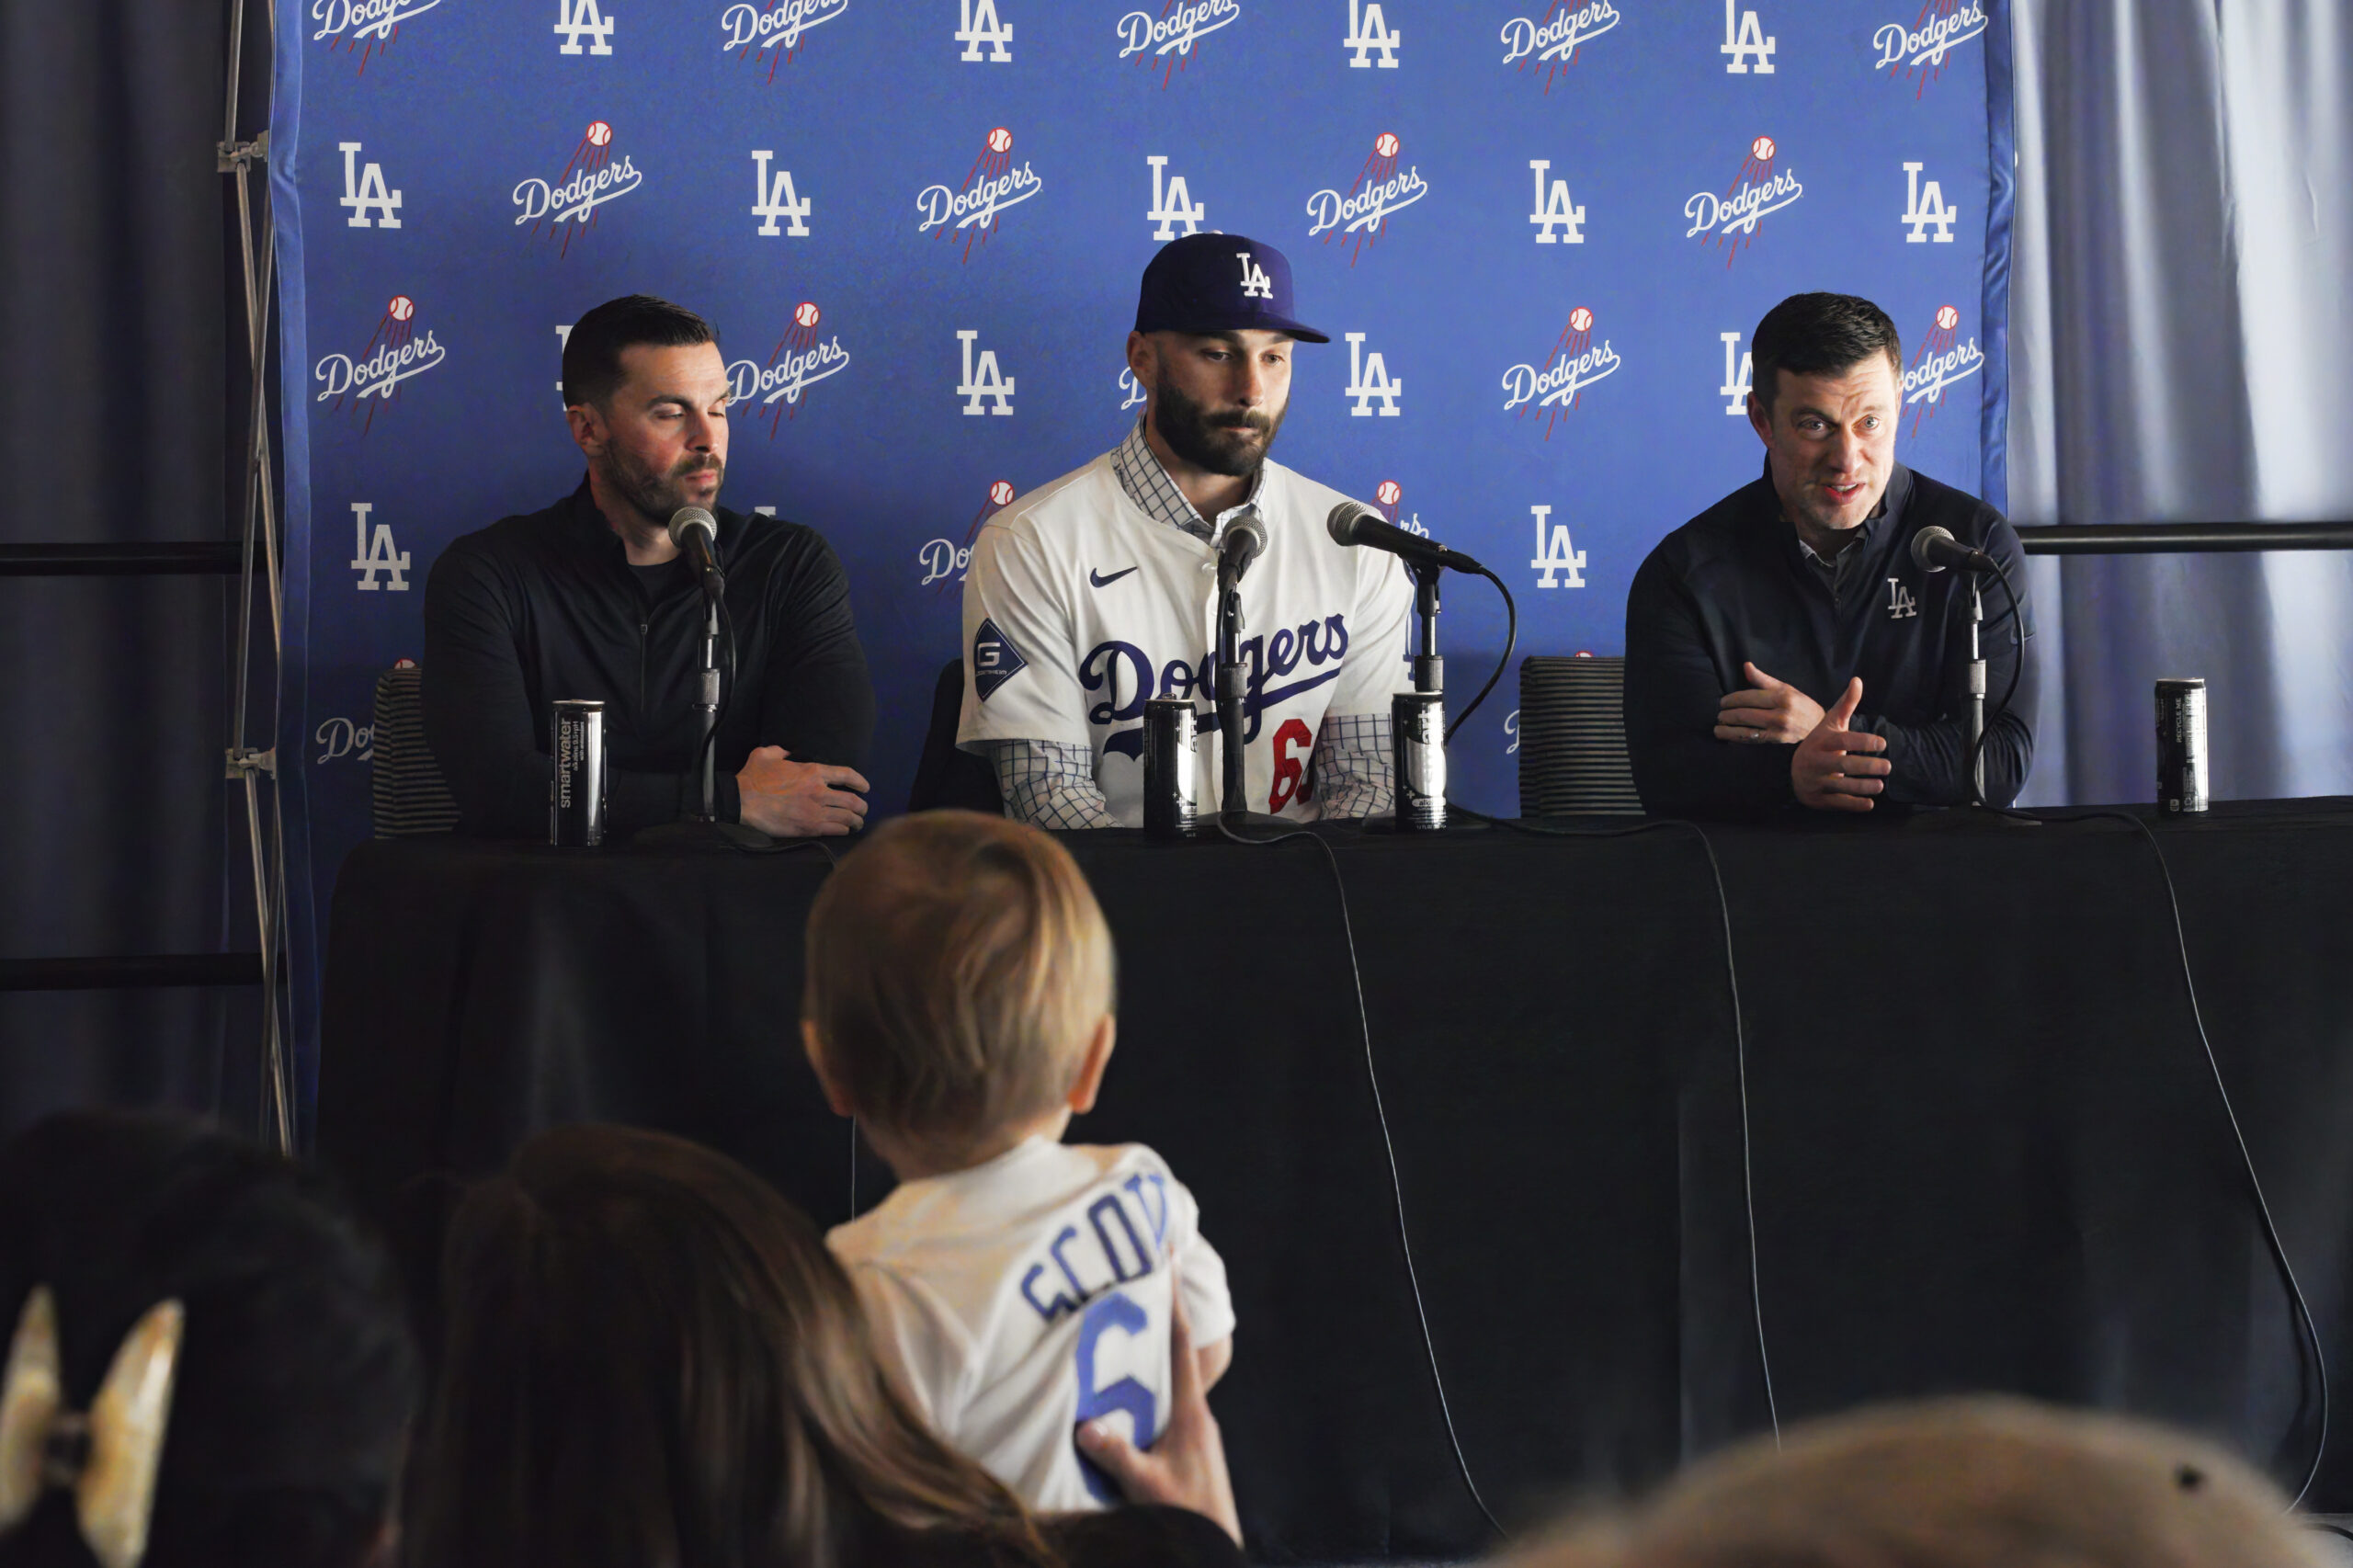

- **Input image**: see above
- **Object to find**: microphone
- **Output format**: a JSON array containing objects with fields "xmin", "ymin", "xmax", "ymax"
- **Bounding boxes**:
[
  {"xmin": 1326, "ymin": 501, "xmax": 1487, "ymax": 575},
  {"xmin": 1218, "ymin": 514, "xmax": 1268, "ymax": 585},
  {"xmin": 668, "ymin": 506, "xmax": 724, "ymax": 597},
  {"xmin": 1910, "ymin": 525, "xmax": 2000, "ymax": 575}
]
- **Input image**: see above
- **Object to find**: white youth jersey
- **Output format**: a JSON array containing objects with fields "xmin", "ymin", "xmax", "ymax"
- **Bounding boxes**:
[
  {"xmin": 956, "ymin": 448, "xmax": 1413, "ymax": 824},
  {"xmin": 827, "ymin": 1138, "xmax": 1234, "ymax": 1513}
]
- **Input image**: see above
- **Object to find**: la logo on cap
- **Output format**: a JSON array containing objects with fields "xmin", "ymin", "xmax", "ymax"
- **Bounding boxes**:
[{"xmin": 1236, "ymin": 251, "xmax": 1273, "ymax": 299}]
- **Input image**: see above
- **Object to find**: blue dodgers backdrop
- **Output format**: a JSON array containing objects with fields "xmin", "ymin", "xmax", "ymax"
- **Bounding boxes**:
[{"xmin": 274, "ymin": 0, "xmax": 2009, "ymax": 1085}]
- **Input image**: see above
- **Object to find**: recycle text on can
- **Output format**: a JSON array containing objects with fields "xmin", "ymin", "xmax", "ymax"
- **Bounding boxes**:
[
  {"xmin": 1142, "ymin": 698, "xmax": 1199, "ymax": 839},
  {"xmin": 1392, "ymin": 690, "xmax": 1447, "ymax": 832},
  {"xmin": 2154, "ymin": 678, "xmax": 2208, "ymax": 815},
  {"xmin": 551, "ymin": 699, "xmax": 608, "ymax": 846}
]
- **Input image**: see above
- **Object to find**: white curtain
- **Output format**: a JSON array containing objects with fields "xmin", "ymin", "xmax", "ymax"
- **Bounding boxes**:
[{"xmin": 2008, "ymin": 0, "xmax": 2353, "ymax": 804}]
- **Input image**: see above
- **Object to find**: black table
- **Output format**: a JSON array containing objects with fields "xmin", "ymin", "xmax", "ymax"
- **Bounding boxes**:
[{"xmin": 318, "ymin": 802, "xmax": 2353, "ymax": 1562}]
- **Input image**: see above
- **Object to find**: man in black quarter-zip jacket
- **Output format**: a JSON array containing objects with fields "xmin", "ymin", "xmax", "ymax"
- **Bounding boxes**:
[
  {"xmin": 1625, "ymin": 291, "xmax": 2035, "ymax": 819},
  {"xmin": 423, "ymin": 295, "xmax": 875, "ymax": 839}
]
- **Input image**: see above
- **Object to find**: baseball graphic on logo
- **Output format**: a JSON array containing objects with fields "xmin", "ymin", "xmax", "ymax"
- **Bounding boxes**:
[
  {"xmin": 1936, "ymin": 303, "xmax": 1960, "ymax": 331},
  {"xmin": 585, "ymin": 120, "xmax": 613, "ymax": 148},
  {"xmin": 1751, "ymin": 135, "xmax": 1776, "ymax": 162},
  {"xmin": 986, "ymin": 127, "xmax": 1013, "ymax": 154},
  {"xmin": 1373, "ymin": 131, "xmax": 1401, "ymax": 159},
  {"xmin": 1375, "ymin": 480, "xmax": 1403, "ymax": 507},
  {"xmin": 1568, "ymin": 306, "xmax": 1594, "ymax": 333},
  {"xmin": 793, "ymin": 301, "xmax": 821, "ymax": 329},
  {"xmin": 989, "ymin": 480, "xmax": 1016, "ymax": 507},
  {"xmin": 387, "ymin": 295, "xmax": 415, "ymax": 322}
]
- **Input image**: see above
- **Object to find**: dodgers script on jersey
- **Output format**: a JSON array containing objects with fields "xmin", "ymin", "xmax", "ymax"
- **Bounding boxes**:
[
  {"xmin": 828, "ymin": 1139, "xmax": 1234, "ymax": 1512},
  {"xmin": 957, "ymin": 447, "xmax": 1413, "ymax": 823}
]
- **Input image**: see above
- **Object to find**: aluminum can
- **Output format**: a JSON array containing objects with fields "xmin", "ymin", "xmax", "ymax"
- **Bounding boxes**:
[
  {"xmin": 1392, "ymin": 690, "xmax": 1447, "ymax": 832},
  {"xmin": 2154, "ymin": 678, "xmax": 2208, "ymax": 815},
  {"xmin": 1142, "ymin": 698, "xmax": 1199, "ymax": 839},
  {"xmin": 550, "ymin": 699, "xmax": 608, "ymax": 846}
]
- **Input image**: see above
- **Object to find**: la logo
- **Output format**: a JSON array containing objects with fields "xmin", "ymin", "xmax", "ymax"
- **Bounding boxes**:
[
  {"xmin": 554, "ymin": 0, "xmax": 614, "ymax": 56},
  {"xmin": 554, "ymin": 324, "xmax": 573, "ymax": 408},
  {"xmin": 1529, "ymin": 505, "xmax": 1587, "ymax": 589},
  {"xmin": 751, "ymin": 151, "xmax": 812, "ymax": 237},
  {"xmin": 957, "ymin": 329, "xmax": 1016, "ymax": 415},
  {"xmin": 958, "ymin": 0, "xmax": 1013, "ymax": 62},
  {"xmin": 1345, "ymin": 333, "xmax": 1402, "ymax": 417},
  {"xmin": 1719, "ymin": 331, "xmax": 1753, "ymax": 415},
  {"xmin": 1344, "ymin": 0, "xmax": 1400, "ymax": 67},
  {"xmin": 338, "ymin": 142, "xmax": 403, "ymax": 230},
  {"xmin": 1236, "ymin": 251, "xmax": 1273, "ymax": 300},
  {"xmin": 1886, "ymin": 578, "xmax": 1919, "ymax": 619},
  {"xmin": 1902, "ymin": 162, "xmax": 1958, "ymax": 243},
  {"xmin": 1527, "ymin": 160, "xmax": 1585, "ymax": 244},
  {"xmin": 1146, "ymin": 156, "xmax": 1205, "ymax": 242},
  {"xmin": 1721, "ymin": 0, "xmax": 1774, "ymax": 73},
  {"xmin": 348, "ymin": 503, "xmax": 411, "ymax": 592}
]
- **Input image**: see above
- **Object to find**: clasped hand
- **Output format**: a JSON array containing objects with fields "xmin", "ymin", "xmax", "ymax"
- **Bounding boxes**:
[
  {"xmin": 1716, "ymin": 663, "xmax": 1891, "ymax": 812},
  {"xmin": 735, "ymin": 746, "xmax": 870, "ymax": 837}
]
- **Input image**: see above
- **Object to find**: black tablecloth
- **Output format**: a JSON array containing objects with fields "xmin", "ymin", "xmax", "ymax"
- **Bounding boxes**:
[{"xmin": 318, "ymin": 803, "xmax": 2353, "ymax": 1562}]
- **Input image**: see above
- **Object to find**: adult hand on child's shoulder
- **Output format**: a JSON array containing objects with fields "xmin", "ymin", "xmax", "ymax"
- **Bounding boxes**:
[{"xmin": 1074, "ymin": 1269, "xmax": 1242, "ymax": 1546}]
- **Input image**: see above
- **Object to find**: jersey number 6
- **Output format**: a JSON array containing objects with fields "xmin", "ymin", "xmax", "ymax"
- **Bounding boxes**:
[{"xmin": 1072, "ymin": 1290, "xmax": 1157, "ymax": 1503}]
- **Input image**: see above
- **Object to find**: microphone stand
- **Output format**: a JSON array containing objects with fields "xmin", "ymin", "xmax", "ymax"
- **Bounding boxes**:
[
  {"xmin": 1212, "ymin": 548, "xmax": 1294, "ymax": 833},
  {"xmin": 1963, "ymin": 573, "xmax": 1986, "ymax": 808},
  {"xmin": 638, "ymin": 566, "xmax": 775, "ymax": 851},
  {"xmin": 1411, "ymin": 562, "xmax": 1443, "ymax": 697}
]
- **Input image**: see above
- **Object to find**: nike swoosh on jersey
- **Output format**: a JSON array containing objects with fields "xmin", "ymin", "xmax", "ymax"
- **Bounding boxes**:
[{"xmin": 1089, "ymin": 566, "xmax": 1141, "ymax": 588}]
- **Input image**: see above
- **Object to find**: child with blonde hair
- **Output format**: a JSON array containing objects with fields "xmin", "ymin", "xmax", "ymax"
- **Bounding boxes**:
[{"xmin": 805, "ymin": 811, "xmax": 1234, "ymax": 1513}]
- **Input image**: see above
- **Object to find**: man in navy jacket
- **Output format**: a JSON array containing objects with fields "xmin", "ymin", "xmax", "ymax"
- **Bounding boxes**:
[{"xmin": 1624, "ymin": 292, "xmax": 2034, "ymax": 818}]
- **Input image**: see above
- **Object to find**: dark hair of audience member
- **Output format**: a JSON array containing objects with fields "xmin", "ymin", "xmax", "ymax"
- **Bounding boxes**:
[
  {"xmin": 0, "ymin": 1110, "xmax": 419, "ymax": 1568},
  {"xmin": 403, "ymin": 1123, "xmax": 1056, "ymax": 1568}
]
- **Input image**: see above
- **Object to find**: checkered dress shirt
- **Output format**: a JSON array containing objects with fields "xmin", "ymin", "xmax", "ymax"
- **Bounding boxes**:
[{"xmin": 984, "ymin": 426, "xmax": 1394, "ymax": 826}]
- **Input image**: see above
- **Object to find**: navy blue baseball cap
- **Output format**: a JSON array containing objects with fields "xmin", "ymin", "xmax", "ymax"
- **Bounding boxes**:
[{"xmin": 1133, "ymin": 233, "xmax": 1329, "ymax": 344}]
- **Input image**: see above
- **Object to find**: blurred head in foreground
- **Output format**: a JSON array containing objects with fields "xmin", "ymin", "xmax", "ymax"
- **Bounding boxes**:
[
  {"xmin": 404, "ymin": 1123, "xmax": 1049, "ymax": 1568},
  {"xmin": 1507, "ymin": 1396, "xmax": 2325, "ymax": 1568},
  {"xmin": 0, "ymin": 1110, "xmax": 418, "ymax": 1568}
]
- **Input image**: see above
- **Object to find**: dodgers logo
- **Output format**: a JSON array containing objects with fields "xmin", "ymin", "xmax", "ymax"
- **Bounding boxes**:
[
  {"xmin": 1086, "ymin": 612, "xmax": 1355, "ymax": 750},
  {"xmin": 1119, "ymin": 0, "xmax": 1241, "ymax": 85},
  {"xmin": 1902, "ymin": 303, "xmax": 1982, "ymax": 433},
  {"xmin": 513, "ymin": 120, "xmax": 642, "ymax": 255},
  {"xmin": 1305, "ymin": 131, "xmax": 1427, "ymax": 263},
  {"xmin": 1117, "ymin": 368, "xmax": 1148, "ymax": 412},
  {"xmin": 1345, "ymin": 334, "xmax": 1402, "ymax": 417},
  {"xmin": 958, "ymin": 0, "xmax": 1013, "ymax": 61},
  {"xmin": 1900, "ymin": 161, "xmax": 1958, "ymax": 243},
  {"xmin": 728, "ymin": 302, "xmax": 848, "ymax": 434},
  {"xmin": 1500, "ymin": 0, "xmax": 1620, "ymax": 92},
  {"xmin": 1875, "ymin": 0, "xmax": 1988, "ymax": 94},
  {"xmin": 1528, "ymin": 160, "xmax": 1585, "ymax": 244},
  {"xmin": 1529, "ymin": 505, "xmax": 1587, "ymax": 589},
  {"xmin": 347, "ymin": 501, "xmax": 411, "ymax": 591},
  {"xmin": 1719, "ymin": 330, "xmax": 1754, "ymax": 415},
  {"xmin": 339, "ymin": 142, "xmax": 403, "ymax": 229},
  {"xmin": 924, "ymin": 480, "xmax": 1016, "ymax": 593},
  {"xmin": 1344, "ymin": 0, "xmax": 1399, "ymax": 67},
  {"xmin": 1721, "ymin": 0, "xmax": 1775, "ymax": 72},
  {"xmin": 1146, "ymin": 156, "xmax": 1206, "ymax": 241},
  {"xmin": 721, "ymin": 0, "xmax": 847, "ymax": 77},
  {"xmin": 1373, "ymin": 479, "xmax": 1428, "ymax": 538},
  {"xmin": 1501, "ymin": 307, "xmax": 1619, "ymax": 438},
  {"xmin": 554, "ymin": 0, "xmax": 616, "ymax": 55},
  {"xmin": 750, "ymin": 151, "xmax": 812, "ymax": 235},
  {"xmin": 972, "ymin": 617, "xmax": 1028, "ymax": 700},
  {"xmin": 917, "ymin": 128, "xmax": 1042, "ymax": 261},
  {"xmin": 311, "ymin": 0, "xmax": 440, "ymax": 69},
  {"xmin": 315, "ymin": 713, "xmax": 376, "ymax": 765},
  {"xmin": 314, "ymin": 294, "xmax": 445, "ymax": 432},
  {"xmin": 1685, "ymin": 134, "xmax": 1802, "ymax": 265}
]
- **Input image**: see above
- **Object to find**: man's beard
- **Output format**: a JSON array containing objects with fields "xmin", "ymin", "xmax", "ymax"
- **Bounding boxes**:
[
  {"xmin": 609, "ymin": 447, "xmax": 724, "ymax": 529},
  {"xmin": 1153, "ymin": 373, "xmax": 1284, "ymax": 479}
]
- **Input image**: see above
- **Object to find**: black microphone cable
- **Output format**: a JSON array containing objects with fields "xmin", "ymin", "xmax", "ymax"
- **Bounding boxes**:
[
  {"xmin": 1445, "ymin": 568, "xmax": 1518, "ymax": 745},
  {"xmin": 1449, "ymin": 807, "xmax": 1783, "ymax": 1448},
  {"xmin": 1210, "ymin": 812, "xmax": 1510, "ymax": 1539}
]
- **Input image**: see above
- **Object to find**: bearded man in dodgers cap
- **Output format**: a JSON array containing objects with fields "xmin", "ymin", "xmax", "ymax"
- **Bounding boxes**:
[{"xmin": 957, "ymin": 233, "xmax": 1415, "ymax": 827}]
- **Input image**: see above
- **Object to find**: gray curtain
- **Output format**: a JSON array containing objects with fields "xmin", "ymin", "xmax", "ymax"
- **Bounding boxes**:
[
  {"xmin": 2009, "ymin": 0, "xmax": 2353, "ymax": 805},
  {"xmin": 0, "ymin": 4, "xmax": 256, "ymax": 1130}
]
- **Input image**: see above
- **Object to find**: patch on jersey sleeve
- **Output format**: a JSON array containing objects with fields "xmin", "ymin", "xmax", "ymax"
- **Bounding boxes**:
[{"xmin": 972, "ymin": 617, "xmax": 1029, "ymax": 701}]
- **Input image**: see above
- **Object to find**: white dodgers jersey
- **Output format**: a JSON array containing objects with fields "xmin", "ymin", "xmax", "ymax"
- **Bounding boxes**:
[
  {"xmin": 827, "ymin": 1139, "xmax": 1235, "ymax": 1512},
  {"xmin": 956, "ymin": 449, "xmax": 1414, "ymax": 824}
]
